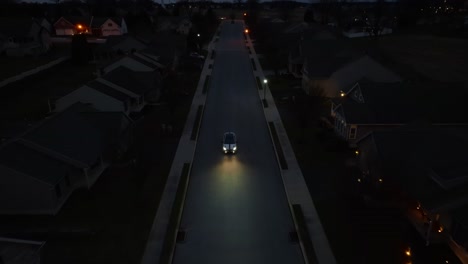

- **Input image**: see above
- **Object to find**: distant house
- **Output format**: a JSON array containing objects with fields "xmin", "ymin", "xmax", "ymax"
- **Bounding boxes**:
[
  {"xmin": 90, "ymin": 17, "xmax": 128, "ymax": 37},
  {"xmin": 0, "ymin": 17, "xmax": 51, "ymax": 56},
  {"xmin": 53, "ymin": 16, "xmax": 91, "ymax": 36},
  {"xmin": 302, "ymin": 54, "xmax": 402, "ymax": 97},
  {"xmin": 53, "ymin": 16, "xmax": 127, "ymax": 37},
  {"xmin": 0, "ymin": 103, "xmax": 132, "ymax": 215},
  {"xmin": 356, "ymin": 126, "xmax": 468, "ymax": 247}
]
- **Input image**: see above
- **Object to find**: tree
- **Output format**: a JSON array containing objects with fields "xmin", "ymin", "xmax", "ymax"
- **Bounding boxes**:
[{"xmin": 71, "ymin": 34, "xmax": 90, "ymax": 65}]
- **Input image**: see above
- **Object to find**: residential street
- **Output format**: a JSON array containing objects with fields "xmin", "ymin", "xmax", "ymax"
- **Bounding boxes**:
[{"xmin": 171, "ymin": 22, "xmax": 304, "ymax": 264}]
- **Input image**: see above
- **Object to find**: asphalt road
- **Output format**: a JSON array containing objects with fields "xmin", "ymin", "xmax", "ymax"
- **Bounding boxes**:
[{"xmin": 172, "ymin": 22, "xmax": 304, "ymax": 264}]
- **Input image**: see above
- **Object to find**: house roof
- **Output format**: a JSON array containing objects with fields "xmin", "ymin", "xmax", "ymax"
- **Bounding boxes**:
[
  {"xmin": 86, "ymin": 80, "xmax": 132, "ymax": 102},
  {"xmin": 102, "ymin": 66, "xmax": 159, "ymax": 95},
  {"xmin": 368, "ymin": 126, "xmax": 468, "ymax": 211},
  {"xmin": 79, "ymin": 112, "xmax": 131, "ymax": 147},
  {"xmin": 104, "ymin": 35, "xmax": 147, "ymax": 52},
  {"xmin": 0, "ymin": 139, "xmax": 75, "ymax": 185},
  {"xmin": 54, "ymin": 16, "xmax": 91, "ymax": 28},
  {"xmin": 330, "ymin": 55, "xmax": 402, "ymax": 88},
  {"xmin": 21, "ymin": 103, "xmax": 104, "ymax": 167}
]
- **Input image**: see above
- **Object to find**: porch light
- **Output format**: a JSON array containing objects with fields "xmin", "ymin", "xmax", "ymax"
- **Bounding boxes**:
[
  {"xmin": 355, "ymin": 150, "xmax": 359, "ymax": 155},
  {"xmin": 405, "ymin": 248, "xmax": 411, "ymax": 256},
  {"xmin": 357, "ymin": 178, "xmax": 361, "ymax": 183},
  {"xmin": 245, "ymin": 29, "xmax": 249, "ymax": 34},
  {"xmin": 438, "ymin": 226, "xmax": 444, "ymax": 233},
  {"xmin": 340, "ymin": 91, "xmax": 345, "ymax": 97},
  {"xmin": 379, "ymin": 178, "xmax": 383, "ymax": 183},
  {"xmin": 77, "ymin": 24, "xmax": 83, "ymax": 29}
]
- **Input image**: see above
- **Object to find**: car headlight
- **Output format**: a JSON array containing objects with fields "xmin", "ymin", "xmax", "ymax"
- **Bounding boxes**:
[
  {"xmin": 223, "ymin": 147, "xmax": 227, "ymax": 151},
  {"xmin": 233, "ymin": 146, "xmax": 237, "ymax": 151}
]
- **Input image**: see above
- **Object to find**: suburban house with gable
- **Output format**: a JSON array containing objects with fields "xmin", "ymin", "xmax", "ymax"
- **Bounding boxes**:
[
  {"xmin": 53, "ymin": 16, "xmax": 91, "ymax": 36},
  {"xmin": 100, "ymin": 66, "xmax": 162, "ymax": 109},
  {"xmin": 0, "ymin": 103, "xmax": 132, "ymax": 214},
  {"xmin": 53, "ymin": 16, "xmax": 127, "ymax": 37},
  {"xmin": 332, "ymin": 79, "xmax": 468, "ymax": 146},
  {"xmin": 90, "ymin": 17, "xmax": 128, "ymax": 37},
  {"xmin": 55, "ymin": 79, "xmax": 134, "ymax": 114}
]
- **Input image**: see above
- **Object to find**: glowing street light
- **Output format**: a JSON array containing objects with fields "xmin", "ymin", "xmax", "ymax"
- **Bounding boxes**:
[{"xmin": 263, "ymin": 78, "xmax": 268, "ymax": 102}]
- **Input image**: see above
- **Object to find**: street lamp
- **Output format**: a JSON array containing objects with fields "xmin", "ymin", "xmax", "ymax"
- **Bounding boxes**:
[{"xmin": 263, "ymin": 79, "xmax": 268, "ymax": 101}]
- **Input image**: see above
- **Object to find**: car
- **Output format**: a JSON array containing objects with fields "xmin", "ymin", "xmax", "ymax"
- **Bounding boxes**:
[{"xmin": 222, "ymin": 132, "xmax": 237, "ymax": 154}]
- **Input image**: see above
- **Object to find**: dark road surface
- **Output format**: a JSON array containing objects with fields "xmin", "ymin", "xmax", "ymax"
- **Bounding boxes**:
[{"xmin": 172, "ymin": 22, "xmax": 304, "ymax": 264}]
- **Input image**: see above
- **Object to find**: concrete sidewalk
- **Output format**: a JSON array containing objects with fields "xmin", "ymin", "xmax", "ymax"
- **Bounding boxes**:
[
  {"xmin": 140, "ymin": 26, "xmax": 220, "ymax": 264},
  {"xmin": 245, "ymin": 27, "xmax": 337, "ymax": 264}
]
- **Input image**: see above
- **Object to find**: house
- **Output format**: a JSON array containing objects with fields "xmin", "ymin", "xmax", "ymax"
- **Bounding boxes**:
[
  {"xmin": 54, "ymin": 80, "xmax": 134, "ymax": 114},
  {"xmin": 331, "ymin": 79, "xmax": 468, "ymax": 146},
  {"xmin": 356, "ymin": 126, "xmax": 468, "ymax": 248},
  {"xmin": 0, "ymin": 139, "xmax": 81, "ymax": 215},
  {"xmin": 0, "ymin": 103, "xmax": 133, "ymax": 214},
  {"xmin": 90, "ymin": 16, "xmax": 128, "ymax": 37},
  {"xmin": 0, "ymin": 17, "xmax": 51, "ymax": 56},
  {"xmin": 302, "ymin": 54, "xmax": 402, "ymax": 97},
  {"xmin": 102, "ymin": 35, "xmax": 147, "ymax": 54},
  {"xmin": 53, "ymin": 16, "xmax": 127, "ymax": 37},
  {"xmin": 101, "ymin": 66, "xmax": 162, "ymax": 108},
  {"xmin": 101, "ymin": 54, "xmax": 162, "ymax": 75},
  {"xmin": 331, "ymin": 80, "xmax": 415, "ymax": 146},
  {"xmin": 0, "ymin": 237, "xmax": 45, "ymax": 263},
  {"xmin": 53, "ymin": 16, "xmax": 91, "ymax": 36}
]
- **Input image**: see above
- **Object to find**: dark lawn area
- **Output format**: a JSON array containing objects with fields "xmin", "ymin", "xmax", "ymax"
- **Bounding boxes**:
[
  {"xmin": 0, "ymin": 59, "xmax": 96, "ymax": 120},
  {"xmin": 0, "ymin": 69, "xmax": 201, "ymax": 264},
  {"xmin": 270, "ymin": 76, "xmax": 461, "ymax": 264},
  {"xmin": 0, "ymin": 44, "xmax": 71, "ymax": 81}
]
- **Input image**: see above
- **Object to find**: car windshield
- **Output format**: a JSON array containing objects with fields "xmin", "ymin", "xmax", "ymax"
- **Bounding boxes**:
[{"xmin": 224, "ymin": 134, "xmax": 235, "ymax": 144}]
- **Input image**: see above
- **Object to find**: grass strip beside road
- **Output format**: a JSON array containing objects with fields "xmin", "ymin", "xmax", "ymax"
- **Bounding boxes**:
[
  {"xmin": 202, "ymin": 75, "xmax": 210, "ymax": 94},
  {"xmin": 159, "ymin": 163, "xmax": 191, "ymax": 264},
  {"xmin": 251, "ymin": 58, "xmax": 257, "ymax": 71},
  {"xmin": 256, "ymin": 77, "xmax": 262, "ymax": 90},
  {"xmin": 268, "ymin": 122, "xmax": 288, "ymax": 170},
  {"xmin": 190, "ymin": 105, "xmax": 204, "ymax": 141},
  {"xmin": 293, "ymin": 204, "xmax": 319, "ymax": 264}
]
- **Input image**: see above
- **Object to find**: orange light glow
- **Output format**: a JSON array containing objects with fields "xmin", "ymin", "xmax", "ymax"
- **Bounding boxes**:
[
  {"xmin": 77, "ymin": 24, "xmax": 83, "ymax": 29},
  {"xmin": 438, "ymin": 226, "xmax": 444, "ymax": 233},
  {"xmin": 244, "ymin": 13, "xmax": 247, "ymax": 16},
  {"xmin": 244, "ymin": 29, "xmax": 249, "ymax": 34},
  {"xmin": 405, "ymin": 248, "xmax": 411, "ymax": 256}
]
